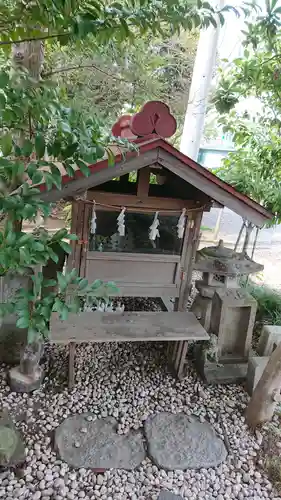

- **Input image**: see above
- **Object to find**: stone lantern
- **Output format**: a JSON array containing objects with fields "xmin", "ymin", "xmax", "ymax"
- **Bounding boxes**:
[
  {"xmin": 191, "ymin": 240, "xmax": 263, "ymax": 330},
  {"xmin": 192, "ymin": 240, "xmax": 263, "ymax": 384}
]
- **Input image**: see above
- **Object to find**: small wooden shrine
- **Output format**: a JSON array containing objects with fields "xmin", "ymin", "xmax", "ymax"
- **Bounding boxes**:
[
  {"xmin": 41, "ymin": 101, "xmax": 272, "ymax": 384},
  {"xmin": 42, "ymin": 101, "xmax": 271, "ymax": 307}
]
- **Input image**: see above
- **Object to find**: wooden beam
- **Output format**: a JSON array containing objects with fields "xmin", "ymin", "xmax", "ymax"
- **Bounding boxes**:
[
  {"xmin": 79, "ymin": 203, "xmax": 91, "ymax": 278},
  {"xmin": 137, "ymin": 167, "xmax": 150, "ymax": 197},
  {"xmin": 173, "ymin": 211, "xmax": 203, "ymax": 379},
  {"xmin": 180, "ymin": 210, "xmax": 203, "ymax": 311},
  {"xmin": 86, "ymin": 191, "xmax": 201, "ymax": 213},
  {"xmin": 41, "ymin": 150, "xmax": 158, "ymax": 203},
  {"xmin": 67, "ymin": 201, "xmax": 85, "ymax": 273}
]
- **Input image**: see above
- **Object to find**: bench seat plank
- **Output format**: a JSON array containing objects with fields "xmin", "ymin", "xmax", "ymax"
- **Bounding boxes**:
[{"xmin": 50, "ymin": 311, "xmax": 209, "ymax": 344}]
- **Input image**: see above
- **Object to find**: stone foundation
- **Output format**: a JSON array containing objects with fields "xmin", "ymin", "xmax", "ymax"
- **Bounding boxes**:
[{"xmin": 257, "ymin": 325, "xmax": 281, "ymax": 356}]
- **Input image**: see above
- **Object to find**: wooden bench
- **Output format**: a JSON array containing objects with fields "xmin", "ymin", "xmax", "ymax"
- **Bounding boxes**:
[{"xmin": 50, "ymin": 311, "xmax": 209, "ymax": 387}]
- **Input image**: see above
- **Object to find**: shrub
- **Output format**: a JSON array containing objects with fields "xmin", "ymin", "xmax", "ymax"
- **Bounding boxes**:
[{"xmin": 246, "ymin": 281, "xmax": 281, "ymax": 325}]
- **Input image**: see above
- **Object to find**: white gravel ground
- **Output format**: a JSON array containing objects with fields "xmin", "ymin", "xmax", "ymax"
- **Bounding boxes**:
[{"xmin": 0, "ymin": 341, "xmax": 280, "ymax": 500}]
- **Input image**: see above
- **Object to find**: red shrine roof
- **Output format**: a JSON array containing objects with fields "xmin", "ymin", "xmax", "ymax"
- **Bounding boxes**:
[{"xmin": 40, "ymin": 101, "xmax": 272, "ymax": 227}]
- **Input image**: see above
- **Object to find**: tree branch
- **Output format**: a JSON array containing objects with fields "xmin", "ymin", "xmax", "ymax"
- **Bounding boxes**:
[
  {"xmin": 0, "ymin": 32, "xmax": 69, "ymax": 46},
  {"xmin": 43, "ymin": 64, "xmax": 125, "ymax": 82}
]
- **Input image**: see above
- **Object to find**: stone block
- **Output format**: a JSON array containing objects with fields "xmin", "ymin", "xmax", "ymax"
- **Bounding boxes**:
[
  {"xmin": 205, "ymin": 362, "xmax": 248, "ymax": 385},
  {"xmin": 211, "ymin": 288, "xmax": 257, "ymax": 363},
  {"xmin": 8, "ymin": 365, "xmax": 44, "ymax": 393},
  {"xmin": 0, "ymin": 410, "xmax": 25, "ymax": 467},
  {"xmin": 145, "ymin": 413, "xmax": 227, "ymax": 470},
  {"xmin": 195, "ymin": 344, "xmax": 248, "ymax": 384},
  {"xmin": 55, "ymin": 414, "xmax": 145, "ymax": 469},
  {"xmin": 246, "ymin": 356, "xmax": 269, "ymax": 395},
  {"xmin": 257, "ymin": 325, "xmax": 281, "ymax": 356},
  {"xmin": 190, "ymin": 295, "xmax": 213, "ymax": 331}
]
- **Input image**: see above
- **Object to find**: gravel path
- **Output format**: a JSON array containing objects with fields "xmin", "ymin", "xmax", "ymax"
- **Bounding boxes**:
[{"xmin": 0, "ymin": 341, "xmax": 280, "ymax": 500}]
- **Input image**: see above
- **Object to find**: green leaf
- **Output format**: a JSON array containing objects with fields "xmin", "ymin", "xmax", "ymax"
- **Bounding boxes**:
[
  {"xmin": 57, "ymin": 272, "xmax": 68, "ymax": 292},
  {"xmin": 6, "ymin": 231, "xmax": 16, "ymax": 245},
  {"xmin": 90, "ymin": 279, "xmax": 103, "ymax": 290},
  {"xmin": 66, "ymin": 233, "xmax": 78, "ymax": 241},
  {"xmin": 43, "ymin": 279, "xmax": 57, "ymax": 287},
  {"xmin": 0, "ymin": 71, "xmax": 9, "ymax": 88},
  {"xmin": 0, "ymin": 133, "xmax": 12, "ymax": 156},
  {"xmin": 59, "ymin": 240, "xmax": 72, "ymax": 254},
  {"xmin": 52, "ymin": 297, "xmax": 64, "ymax": 313},
  {"xmin": 60, "ymin": 121, "xmax": 72, "ymax": 134},
  {"xmin": 33, "ymin": 241, "xmax": 45, "ymax": 251},
  {"xmin": 22, "ymin": 139, "xmax": 33, "ymax": 157},
  {"xmin": 16, "ymin": 316, "xmax": 30, "ymax": 329},
  {"xmin": 76, "ymin": 159, "xmax": 90, "ymax": 177},
  {"xmin": 48, "ymin": 248, "xmax": 59, "ymax": 263},
  {"xmin": 48, "ymin": 139, "xmax": 62, "ymax": 158},
  {"xmin": 63, "ymin": 161, "xmax": 75, "ymax": 177},
  {"xmin": 0, "ymin": 91, "xmax": 7, "ymax": 109},
  {"xmin": 62, "ymin": 142, "xmax": 78, "ymax": 159},
  {"xmin": 60, "ymin": 305, "xmax": 69, "ymax": 321},
  {"xmin": 49, "ymin": 166, "xmax": 62, "ymax": 189},
  {"xmin": 52, "ymin": 228, "xmax": 68, "ymax": 241},
  {"xmin": 32, "ymin": 170, "xmax": 43, "ymax": 184},
  {"xmin": 14, "ymin": 161, "xmax": 25, "ymax": 177},
  {"xmin": 78, "ymin": 278, "xmax": 88, "ymax": 290},
  {"xmin": 106, "ymin": 148, "xmax": 115, "ymax": 167},
  {"xmin": 19, "ymin": 248, "xmax": 30, "ymax": 265},
  {"xmin": 43, "ymin": 171, "xmax": 54, "ymax": 191},
  {"xmin": 35, "ymin": 135, "xmax": 46, "ymax": 159},
  {"xmin": 18, "ymin": 233, "xmax": 32, "ymax": 245}
]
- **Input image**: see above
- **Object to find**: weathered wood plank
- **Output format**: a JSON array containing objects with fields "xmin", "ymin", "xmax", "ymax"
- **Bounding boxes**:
[
  {"xmin": 178, "ymin": 211, "xmax": 203, "ymax": 311},
  {"xmin": 137, "ymin": 167, "xmax": 150, "ymax": 197},
  {"xmin": 80, "ymin": 203, "xmax": 91, "ymax": 278},
  {"xmin": 50, "ymin": 311, "xmax": 209, "ymax": 344},
  {"xmin": 67, "ymin": 201, "xmax": 85, "ymax": 273},
  {"xmin": 86, "ymin": 191, "xmax": 198, "ymax": 212},
  {"xmin": 66, "ymin": 282, "xmax": 179, "ymax": 297},
  {"xmin": 86, "ymin": 252, "xmax": 180, "ymax": 263}
]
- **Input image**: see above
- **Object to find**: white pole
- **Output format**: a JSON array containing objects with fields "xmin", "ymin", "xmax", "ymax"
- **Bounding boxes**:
[{"xmin": 180, "ymin": 0, "xmax": 225, "ymax": 160}]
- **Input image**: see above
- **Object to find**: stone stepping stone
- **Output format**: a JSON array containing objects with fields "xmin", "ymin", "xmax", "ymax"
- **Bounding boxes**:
[
  {"xmin": 0, "ymin": 410, "xmax": 25, "ymax": 467},
  {"xmin": 158, "ymin": 492, "xmax": 183, "ymax": 500},
  {"xmin": 55, "ymin": 414, "xmax": 145, "ymax": 469},
  {"xmin": 145, "ymin": 412, "xmax": 227, "ymax": 470}
]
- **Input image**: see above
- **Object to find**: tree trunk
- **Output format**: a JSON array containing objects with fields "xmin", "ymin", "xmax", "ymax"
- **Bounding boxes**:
[
  {"xmin": 0, "ymin": 270, "xmax": 33, "ymax": 364},
  {"xmin": 12, "ymin": 40, "xmax": 44, "ymax": 79},
  {"xmin": 246, "ymin": 343, "xmax": 281, "ymax": 428},
  {"xmin": 10, "ymin": 39, "xmax": 44, "ymax": 233}
]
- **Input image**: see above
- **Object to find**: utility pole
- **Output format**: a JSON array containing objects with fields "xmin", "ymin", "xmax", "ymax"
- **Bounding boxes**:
[{"xmin": 180, "ymin": 0, "xmax": 225, "ymax": 160}]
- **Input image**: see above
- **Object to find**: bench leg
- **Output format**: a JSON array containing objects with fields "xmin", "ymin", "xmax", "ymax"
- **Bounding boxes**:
[
  {"xmin": 168, "ymin": 341, "xmax": 189, "ymax": 380},
  {"xmin": 171, "ymin": 341, "xmax": 179, "ymax": 363},
  {"xmin": 166, "ymin": 341, "xmax": 174, "ymax": 358},
  {"xmin": 68, "ymin": 342, "xmax": 76, "ymax": 389},
  {"xmin": 176, "ymin": 341, "xmax": 188, "ymax": 380}
]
